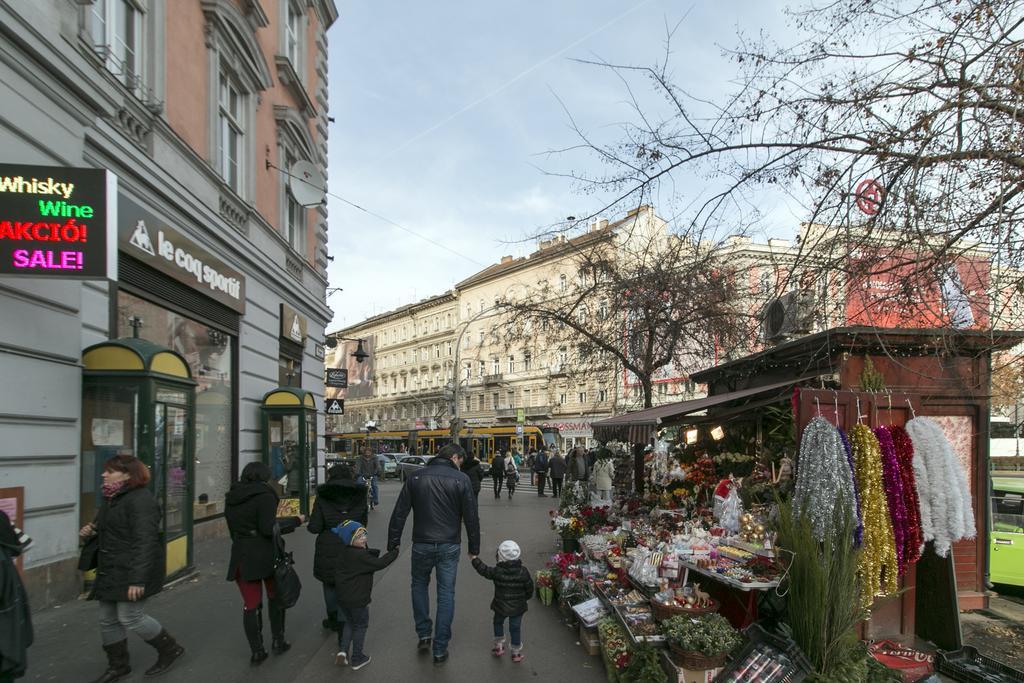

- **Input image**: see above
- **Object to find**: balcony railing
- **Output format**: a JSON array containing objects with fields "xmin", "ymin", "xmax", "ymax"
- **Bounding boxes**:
[{"xmin": 483, "ymin": 373, "xmax": 503, "ymax": 385}]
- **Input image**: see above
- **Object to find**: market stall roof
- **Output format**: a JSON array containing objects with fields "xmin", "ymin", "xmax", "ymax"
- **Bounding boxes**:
[
  {"xmin": 691, "ymin": 326, "xmax": 1024, "ymax": 387},
  {"xmin": 592, "ymin": 377, "xmax": 810, "ymax": 444}
]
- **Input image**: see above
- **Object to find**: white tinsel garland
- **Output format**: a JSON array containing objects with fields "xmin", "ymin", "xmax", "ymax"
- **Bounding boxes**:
[
  {"xmin": 793, "ymin": 416, "xmax": 859, "ymax": 540},
  {"xmin": 905, "ymin": 416, "xmax": 975, "ymax": 558}
]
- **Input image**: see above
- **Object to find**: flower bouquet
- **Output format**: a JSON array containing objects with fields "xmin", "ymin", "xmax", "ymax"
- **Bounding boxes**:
[{"xmin": 535, "ymin": 568, "xmax": 556, "ymax": 606}]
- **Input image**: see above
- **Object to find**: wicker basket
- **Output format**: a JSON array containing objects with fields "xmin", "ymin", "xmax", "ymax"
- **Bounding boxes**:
[
  {"xmin": 667, "ymin": 642, "xmax": 728, "ymax": 670},
  {"xmin": 651, "ymin": 598, "xmax": 720, "ymax": 622}
]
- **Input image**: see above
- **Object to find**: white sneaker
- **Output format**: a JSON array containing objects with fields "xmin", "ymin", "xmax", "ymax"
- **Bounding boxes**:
[{"xmin": 335, "ymin": 651, "xmax": 348, "ymax": 666}]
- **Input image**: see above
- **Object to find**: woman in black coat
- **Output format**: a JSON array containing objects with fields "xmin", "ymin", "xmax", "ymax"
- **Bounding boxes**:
[
  {"xmin": 225, "ymin": 462, "xmax": 302, "ymax": 665},
  {"xmin": 306, "ymin": 464, "xmax": 367, "ymax": 631},
  {"xmin": 461, "ymin": 456, "xmax": 484, "ymax": 497},
  {"xmin": 79, "ymin": 455, "xmax": 184, "ymax": 683},
  {"xmin": 0, "ymin": 510, "xmax": 32, "ymax": 682}
]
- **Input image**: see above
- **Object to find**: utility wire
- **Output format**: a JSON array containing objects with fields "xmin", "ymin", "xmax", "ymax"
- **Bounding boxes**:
[
  {"xmin": 269, "ymin": 161, "xmax": 486, "ymax": 267},
  {"xmin": 382, "ymin": 0, "xmax": 662, "ymax": 159}
]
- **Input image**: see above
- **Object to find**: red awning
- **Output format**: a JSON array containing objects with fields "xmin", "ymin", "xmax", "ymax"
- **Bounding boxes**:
[{"xmin": 591, "ymin": 377, "xmax": 810, "ymax": 444}]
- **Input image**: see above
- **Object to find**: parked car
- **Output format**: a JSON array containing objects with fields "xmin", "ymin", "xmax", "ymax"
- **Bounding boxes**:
[
  {"xmin": 377, "ymin": 453, "xmax": 400, "ymax": 479},
  {"xmin": 397, "ymin": 455, "xmax": 434, "ymax": 481},
  {"xmin": 478, "ymin": 460, "xmax": 491, "ymax": 477}
]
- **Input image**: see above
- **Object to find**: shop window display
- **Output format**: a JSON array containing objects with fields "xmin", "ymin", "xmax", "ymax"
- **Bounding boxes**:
[{"xmin": 118, "ymin": 292, "xmax": 233, "ymax": 520}]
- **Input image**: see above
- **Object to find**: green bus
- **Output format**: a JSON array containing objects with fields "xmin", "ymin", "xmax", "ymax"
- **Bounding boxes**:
[{"xmin": 991, "ymin": 476, "xmax": 1024, "ymax": 588}]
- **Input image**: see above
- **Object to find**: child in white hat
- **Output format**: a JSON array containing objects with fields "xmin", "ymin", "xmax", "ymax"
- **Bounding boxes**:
[{"xmin": 471, "ymin": 540, "xmax": 534, "ymax": 662}]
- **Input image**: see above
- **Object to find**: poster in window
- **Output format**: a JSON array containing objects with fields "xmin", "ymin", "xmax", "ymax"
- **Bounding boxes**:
[{"xmin": 91, "ymin": 418, "xmax": 125, "ymax": 447}]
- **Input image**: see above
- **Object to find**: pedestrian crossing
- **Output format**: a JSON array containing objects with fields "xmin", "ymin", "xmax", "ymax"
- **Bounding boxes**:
[{"xmin": 486, "ymin": 476, "xmax": 562, "ymax": 497}]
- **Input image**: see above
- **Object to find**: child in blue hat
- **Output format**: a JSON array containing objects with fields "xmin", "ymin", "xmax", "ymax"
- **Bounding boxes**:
[{"xmin": 330, "ymin": 520, "xmax": 398, "ymax": 670}]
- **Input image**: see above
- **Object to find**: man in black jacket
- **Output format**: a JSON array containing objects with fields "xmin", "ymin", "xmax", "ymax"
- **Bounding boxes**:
[{"xmin": 387, "ymin": 444, "xmax": 480, "ymax": 665}]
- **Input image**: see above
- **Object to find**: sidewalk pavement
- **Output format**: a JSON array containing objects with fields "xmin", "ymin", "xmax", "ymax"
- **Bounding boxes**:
[{"xmin": 25, "ymin": 480, "xmax": 604, "ymax": 682}]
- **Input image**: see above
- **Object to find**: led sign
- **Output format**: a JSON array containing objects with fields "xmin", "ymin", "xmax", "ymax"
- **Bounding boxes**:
[{"xmin": 0, "ymin": 163, "xmax": 116, "ymax": 279}]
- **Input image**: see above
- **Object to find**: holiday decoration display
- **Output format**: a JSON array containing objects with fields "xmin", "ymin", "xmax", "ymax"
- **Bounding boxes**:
[
  {"xmin": 874, "ymin": 426, "xmax": 908, "ymax": 573},
  {"xmin": 849, "ymin": 424, "xmax": 898, "ymax": 607},
  {"xmin": 888, "ymin": 425, "xmax": 923, "ymax": 569},
  {"xmin": 905, "ymin": 416, "xmax": 976, "ymax": 558},
  {"xmin": 792, "ymin": 416, "xmax": 859, "ymax": 541},
  {"xmin": 837, "ymin": 428, "xmax": 864, "ymax": 546}
]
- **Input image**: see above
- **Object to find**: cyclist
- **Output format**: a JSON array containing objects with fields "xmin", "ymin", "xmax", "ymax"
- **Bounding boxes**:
[{"xmin": 355, "ymin": 446, "xmax": 382, "ymax": 509}]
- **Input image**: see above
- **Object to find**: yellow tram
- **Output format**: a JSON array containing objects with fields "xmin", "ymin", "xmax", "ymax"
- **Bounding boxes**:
[{"xmin": 326, "ymin": 424, "xmax": 556, "ymax": 462}]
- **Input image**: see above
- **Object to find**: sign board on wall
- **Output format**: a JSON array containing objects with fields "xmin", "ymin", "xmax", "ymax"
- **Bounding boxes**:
[
  {"xmin": 325, "ymin": 368, "xmax": 348, "ymax": 388},
  {"xmin": 0, "ymin": 163, "xmax": 116, "ymax": 279},
  {"xmin": 118, "ymin": 195, "xmax": 245, "ymax": 312},
  {"xmin": 280, "ymin": 303, "xmax": 308, "ymax": 343}
]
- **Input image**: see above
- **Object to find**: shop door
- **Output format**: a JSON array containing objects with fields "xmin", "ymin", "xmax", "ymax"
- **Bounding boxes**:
[{"xmin": 153, "ymin": 388, "xmax": 192, "ymax": 576}]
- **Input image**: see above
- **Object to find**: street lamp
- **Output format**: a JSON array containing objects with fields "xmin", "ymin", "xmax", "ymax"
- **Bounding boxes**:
[
  {"xmin": 449, "ymin": 305, "xmax": 501, "ymax": 437},
  {"xmin": 325, "ymin": 335, "xmax": 369, "ymax": 363}
]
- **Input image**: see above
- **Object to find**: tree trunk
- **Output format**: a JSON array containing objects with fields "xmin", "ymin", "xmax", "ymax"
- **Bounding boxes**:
[{"xmin": 641, "ymin": 375, "xmax": 654, "ymax": 408}]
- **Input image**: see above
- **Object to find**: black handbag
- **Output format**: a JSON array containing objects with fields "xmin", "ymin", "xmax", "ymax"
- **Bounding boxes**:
[
  {"xmin": 272, "ymin": 523, "xmax": 301, "ymax": 608},
  {"xmin": 78, "ymin": 535, "xmax": 99, "ymax": 571}
]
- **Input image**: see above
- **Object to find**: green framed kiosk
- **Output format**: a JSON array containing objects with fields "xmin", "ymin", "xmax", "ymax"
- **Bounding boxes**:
[
  {"xmin": 261, "ymin": 387, "xmax": 318, "ymax": 516},
  {"xmin": 80, "ymin": 338, "xmax": 197, "ymax": 579}
]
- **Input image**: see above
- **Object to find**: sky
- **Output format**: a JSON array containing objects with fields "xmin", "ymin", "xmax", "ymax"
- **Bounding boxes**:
[{"xmin": 323, "ymin": 0, "xmax": 793, "ymax": 330}]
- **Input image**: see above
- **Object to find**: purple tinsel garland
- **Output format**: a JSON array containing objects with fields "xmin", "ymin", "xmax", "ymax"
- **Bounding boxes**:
[
  {"xmin": 838, "ymin": 428, "xmax": 864, "ymax": 546},
  {"xmin": 875, "ymin": 425, "xmax": 908, "ymax": 574}
]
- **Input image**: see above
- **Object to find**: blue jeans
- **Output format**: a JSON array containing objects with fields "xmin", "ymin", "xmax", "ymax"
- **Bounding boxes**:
[
  {"xmin": 493, "ymin": 613, "xmax": 523, "ymax": 649},
  {"xmin": 410, "ymin": 542, "xmax": 460, "ymax": 656},
  {"xmin": 357, "ymin": 475, "xmax": 379, "ymax": 505}
]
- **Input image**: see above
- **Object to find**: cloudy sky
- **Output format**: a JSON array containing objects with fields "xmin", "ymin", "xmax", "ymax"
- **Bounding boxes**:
[{"xmin": 324, "ymin": 0, "xmax": 792, "ymax": 329}]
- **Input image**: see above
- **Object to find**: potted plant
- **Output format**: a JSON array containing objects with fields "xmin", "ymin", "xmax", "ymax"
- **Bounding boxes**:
[
  {"xmin": 662, "ymin": 613, "xmax": 742, "ymax": 670},
  {"xmin": 554, "ymin": 515, "xmax": 584, "ymax": 552}
]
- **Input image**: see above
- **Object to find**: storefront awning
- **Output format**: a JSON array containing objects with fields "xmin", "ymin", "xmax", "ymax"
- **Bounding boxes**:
[{"xmin": 592, "ymin": 377, "xmax": 811, "ymax": 444}]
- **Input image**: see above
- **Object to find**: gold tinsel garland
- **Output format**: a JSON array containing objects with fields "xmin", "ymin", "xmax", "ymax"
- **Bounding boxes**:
[{"xmin": 850, "ymin": 424, "xmax": 898, "ymax": 608}]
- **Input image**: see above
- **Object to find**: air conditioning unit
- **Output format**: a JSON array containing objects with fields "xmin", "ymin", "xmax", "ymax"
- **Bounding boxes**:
[{"xmin": 762, "ymin": 290, "xmax": 817, "ymax": 344}]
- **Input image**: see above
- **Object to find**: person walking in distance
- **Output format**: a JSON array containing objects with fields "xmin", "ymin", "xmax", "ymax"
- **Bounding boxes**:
[
  {"xmin": 504, "ymin": 453, "xmax": 519, "ymax": 499},
  {"xmin": 330, "ymin": 521, "xmax": 399, "ymax": 671},
  {"xmin": 568, "ymin": 446, "xmax": 590, "ymax": 483},
  {"xmin": 548, "ymin": 449, "xmax": 567, "ymax": 500},
  {"xmin": 387, "ymin": 444, "xmax": 480, "ymax": 665},
  {"xmin": 225, "ymin": 462, "xmax": 303, "ymax": 665},
  {"xmin": 80, "ymin": 455, "xmax": 185, "ymax": 682},
  {"xmin": 532, "ymin": 448, "xmax": 549, "ymax": 497},
  {"xmin": 490, "ymin": 451, "xmax": 506, "ymax": 499},
  {"xmin": 472, "ymin": 540, "xmax": 534, "ymax": 663},
  {"xmin": 355, "ymin": 446, "xmax": 381, "ymax": 509},
  {"xmin": 525, "ymin": 450, "xmax": 536, "ymax": 486},
  {"xmin": 307, "ymin": 464, "xmax": 367, "ymax": 633},
  {"xmin": 461, "ymin": 452, "xmax": 484, "ymax": 498}
]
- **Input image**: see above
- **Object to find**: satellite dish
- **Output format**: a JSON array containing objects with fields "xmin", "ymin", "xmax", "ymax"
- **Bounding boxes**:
[{"xmin": 288, "ymin": 160, "xmax": 326, "ymax": 207}]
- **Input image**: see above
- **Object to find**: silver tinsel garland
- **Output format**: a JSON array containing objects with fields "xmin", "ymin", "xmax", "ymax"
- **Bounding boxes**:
[{"xmin": 793, "ymin": 416, "xmax": 860, "ymax": 540}]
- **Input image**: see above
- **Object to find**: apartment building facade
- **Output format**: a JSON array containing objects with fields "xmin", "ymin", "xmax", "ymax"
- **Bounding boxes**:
[
  {"xmin": 0, "ymin": 0, "xmax": 337, "ymax": 607},
  {"xmin": 327, "ymin": 206, "xmax": 699, "ymax": 451}
]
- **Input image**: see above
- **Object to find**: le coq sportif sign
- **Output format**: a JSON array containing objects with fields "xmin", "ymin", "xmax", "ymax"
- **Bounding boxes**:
[
  {"xmin": 0, "ymin": 163, "xmax": 116, "ymax": 279},
  {"xmin": 118, "ymin": 195, "xmax": 246, "ymax": 313}
]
